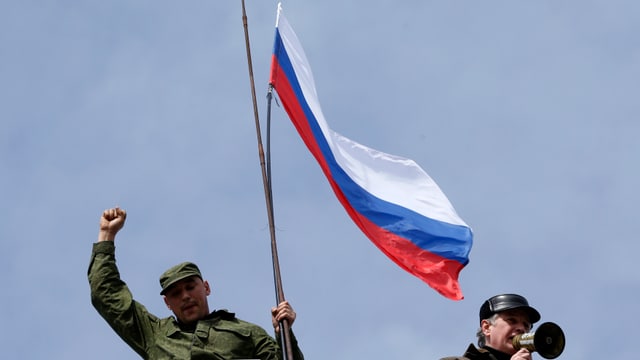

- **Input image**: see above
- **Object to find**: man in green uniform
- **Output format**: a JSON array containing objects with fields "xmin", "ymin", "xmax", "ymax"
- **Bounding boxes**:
[
  {"xmin": 89, "ymin": 207, "xmax": 304, "ymax": 360},
  {"xmin": 440, "ymin": 294, "xmax": 541, "ymax": 360}
]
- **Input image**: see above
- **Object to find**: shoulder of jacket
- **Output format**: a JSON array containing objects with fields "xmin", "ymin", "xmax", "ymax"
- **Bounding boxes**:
[{"xmin": 440, "ymin": 343, "xmax": 482, "ymax": 360}]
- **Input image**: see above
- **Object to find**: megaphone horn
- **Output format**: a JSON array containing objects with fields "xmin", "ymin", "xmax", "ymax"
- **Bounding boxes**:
[{"xmin": 512, "ymin": 322, "xmax": 565, "ymax": 359}]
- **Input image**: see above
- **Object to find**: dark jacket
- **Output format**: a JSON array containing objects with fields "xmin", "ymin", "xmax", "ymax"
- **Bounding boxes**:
[{"xmin": 441, "ymin": 344, "xmax": 512, "ymax": 360}]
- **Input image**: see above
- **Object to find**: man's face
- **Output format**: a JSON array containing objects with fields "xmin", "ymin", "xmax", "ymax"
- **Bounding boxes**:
[
  {"xmin": 163, "ymin": 276, "xmax": 211, "ymax": 325},
  {"xmin": 483, "ymin": 309, "xmax": 532, "ymax": 355}
]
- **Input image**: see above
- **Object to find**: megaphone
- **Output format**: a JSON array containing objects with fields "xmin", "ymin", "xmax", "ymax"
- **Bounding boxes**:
[{"xmin": 512, "ymin": 322, "xmax": 565, "ymax": 359}]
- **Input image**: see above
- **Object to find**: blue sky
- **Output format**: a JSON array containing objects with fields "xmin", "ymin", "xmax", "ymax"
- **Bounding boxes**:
[{"xmin": 1, "ymin": 1, "xmax": 639, "ymax": 359}]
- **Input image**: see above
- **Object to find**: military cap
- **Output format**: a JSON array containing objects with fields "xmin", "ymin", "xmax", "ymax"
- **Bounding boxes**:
[
  {"xmin": 479, "ymin": 293, "xmax": 541, "ymax": 324},
  {"xmin": 159, "ymin": 262, "xmax": 202, "ymax": 295}
]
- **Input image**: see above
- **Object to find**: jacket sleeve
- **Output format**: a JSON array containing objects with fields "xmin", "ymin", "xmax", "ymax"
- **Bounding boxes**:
[
  {"xmin": 88, "ymin": 241, "xmax": 157, "ymax": 358},
  {"xmin": 274, "ymin": 329, "xmax": 304, "ymax": 360},
  {"xmin": 245, "ymin": 324, "xmax": 304, "ymax": 360}
]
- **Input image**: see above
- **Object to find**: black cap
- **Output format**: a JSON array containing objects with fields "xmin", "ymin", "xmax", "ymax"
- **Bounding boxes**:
[{"xmin": 479, "ymin": 294, "xmax": 541, "ymax": 324}]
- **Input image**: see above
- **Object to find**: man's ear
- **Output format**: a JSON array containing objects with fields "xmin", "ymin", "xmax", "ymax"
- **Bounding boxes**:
[
  {"xmin": 204, "ymin": 280, "xmax": 211, "ymax": 296},
  {"xmin": 163, "ymin": 296, "xmax": 171, "ymax": 310},
  {"xmin": 481, "ymin": 319, "xmax": 492, "ymax": 336}
]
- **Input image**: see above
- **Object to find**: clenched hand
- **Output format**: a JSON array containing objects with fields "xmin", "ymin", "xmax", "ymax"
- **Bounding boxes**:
[{"xmin": 98, "ymin": 207, "xmax": 127, "ymax": 242}]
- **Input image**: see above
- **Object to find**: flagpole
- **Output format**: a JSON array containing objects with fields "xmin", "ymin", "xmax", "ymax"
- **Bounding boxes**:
[{"xmin": 240, "ymin": 1, "xmax": 294, "ymax": 359}]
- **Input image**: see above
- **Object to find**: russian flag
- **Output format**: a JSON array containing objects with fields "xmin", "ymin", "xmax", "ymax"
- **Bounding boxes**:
[{"xmin": 269, "ymin": 3, "xmax": 473, "ymax": 300}]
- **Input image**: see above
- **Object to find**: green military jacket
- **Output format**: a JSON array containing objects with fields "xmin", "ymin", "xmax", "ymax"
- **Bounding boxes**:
[{"xmin": 88, "ymin": 241, "xmax": 304, "ymax": 360}]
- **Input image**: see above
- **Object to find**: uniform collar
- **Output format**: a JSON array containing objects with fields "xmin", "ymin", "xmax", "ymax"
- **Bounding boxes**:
[{"xmin": 165, "ymin": 309, "xmax": 237, "ymax": 336}]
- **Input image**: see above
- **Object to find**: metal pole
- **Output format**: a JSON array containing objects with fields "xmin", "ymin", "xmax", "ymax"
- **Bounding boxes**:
[{"xmin": 240, "ymin": 1, "xmax": 293, "ymax": 359}]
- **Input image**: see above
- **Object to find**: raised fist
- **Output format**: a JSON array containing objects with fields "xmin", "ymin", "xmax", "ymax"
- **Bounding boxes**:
[{"xmin": 98, "ymin": 207, "xmax": 127, "ymax": 242}]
